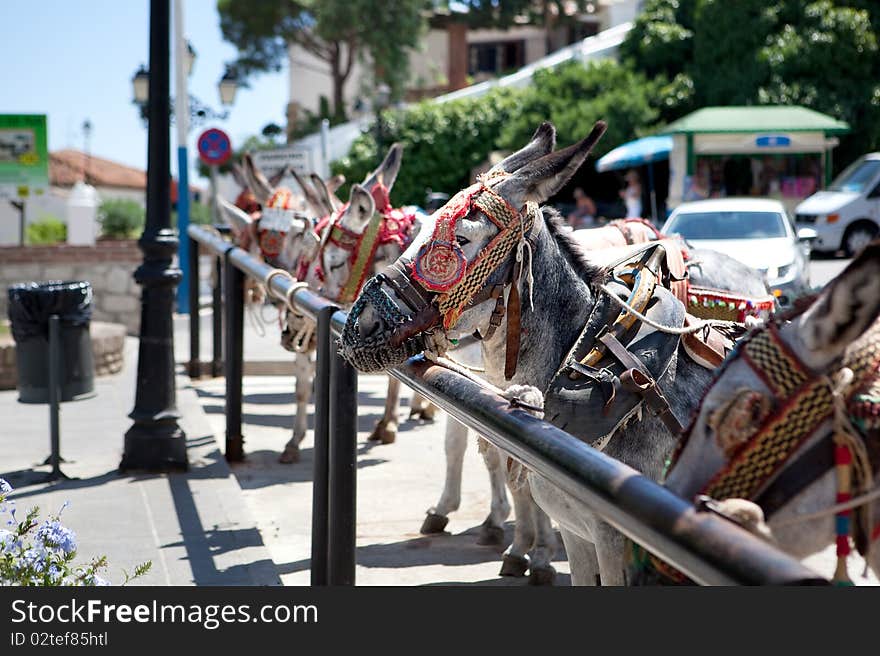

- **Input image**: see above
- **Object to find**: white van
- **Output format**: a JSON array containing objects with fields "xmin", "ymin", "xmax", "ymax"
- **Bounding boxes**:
[{"xmin": 795, "ymin": 153, "xmax": 880, "ymax": 255}]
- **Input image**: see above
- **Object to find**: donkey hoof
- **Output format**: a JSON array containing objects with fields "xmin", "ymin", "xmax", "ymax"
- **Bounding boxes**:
[
  {"xmin": 368, "ymin": 424, "xmax": 397, "ymax": 444},
  {"xmin": 420, "ymin": 512, "xmax": 449, "ymax": 535},
  {"xmin": 528, "ymin": 565, "xmax": 556, "ymax": 586},
  {"xmin": 409, "ymin": 406, "xmax": 436, "ymax": 421},
  {"xmin": 278, "ymin": 445, "xmax": 300, "ymax": 464},
  {"xmin": 499, "ymin": 554, "xmax": 529, "ymax": 578},
  {"xmin": 477, "ymin": 523, "xmax": 505, "ymax": 546}
]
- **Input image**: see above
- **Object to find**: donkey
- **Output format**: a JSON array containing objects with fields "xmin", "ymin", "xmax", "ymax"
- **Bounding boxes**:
[
  {"xmin": 339, "ymin": 121, "xmax": 770, "ymax": 585},
  {"xmin": 660, "ymin": 243, "xmax": 880, "ymax": 583}
]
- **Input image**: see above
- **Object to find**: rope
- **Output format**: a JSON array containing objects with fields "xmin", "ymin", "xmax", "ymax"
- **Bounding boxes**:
[
  {"xmin": 515, "ymin": 203, "xmax": 538, "ymax": 312},
  {"xmin": 771, "ymin": 485, "xmax": 880, "ymax": 527},
  {"xmin": 424, "ymin": 351, "xmax": 504, "ymax": 396},
  {"xmin": 600, "ymin": 283, "xmax": 741, "ymax": 335}
]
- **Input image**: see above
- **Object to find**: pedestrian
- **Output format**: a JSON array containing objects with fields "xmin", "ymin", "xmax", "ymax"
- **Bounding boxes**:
[
  {"xmin": 567, "ymin": 187, "xmax": 597, "ymax": 229},
  {"xmin": 620, "ymin": 169, "xmax": 642, "ymax": 218}
]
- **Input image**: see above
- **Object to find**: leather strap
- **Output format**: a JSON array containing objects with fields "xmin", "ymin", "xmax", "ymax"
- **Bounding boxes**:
[
  {"xmin": 600, "ymin": 332, "xmax": 685, "ymax": 435},
  {"xmin": 505, "ymin": 262, "xmax": 522, "ymax": 380},
  {"xmin": 756, "ymin": 434, "xmax": 833, "ymax": 520}
]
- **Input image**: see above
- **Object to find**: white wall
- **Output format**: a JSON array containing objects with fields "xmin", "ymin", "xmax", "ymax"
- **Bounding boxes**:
[{"xmin": 0, "ymin": 186, "xmax": 144, "ymax": 245}]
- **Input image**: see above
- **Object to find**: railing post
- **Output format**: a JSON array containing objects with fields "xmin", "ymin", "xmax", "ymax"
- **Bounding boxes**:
[
  {"xmin": 327, "ymin": 343, "xmax": 358, "ymax": 586},
  {"xmin": 212, "ymin": 254, "xmax": 223, "ymax": 378},
  {"xmin": 224, "ymin": 253, "xmax": 245, "ymax": 462},
  {"xmin": 310, "ymin": 305, "xmax": 336, "ymax": 586},
  {"xmin": 187, "ymin": 235, "xmax": 201, "ymax": 379}
]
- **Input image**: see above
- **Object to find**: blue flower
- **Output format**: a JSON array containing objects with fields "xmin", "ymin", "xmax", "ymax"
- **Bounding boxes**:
[{"xmin": 35, "ymin": 520, "xmax": 77, "ymax": 556}]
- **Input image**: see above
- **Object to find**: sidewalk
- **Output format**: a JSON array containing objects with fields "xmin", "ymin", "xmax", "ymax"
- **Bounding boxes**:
[{"xmin": 0, "ymin": 335, "xmax": 280, "ymax": 586}]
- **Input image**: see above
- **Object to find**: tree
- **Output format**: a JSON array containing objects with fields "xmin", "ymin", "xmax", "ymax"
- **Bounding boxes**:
[
  {"xmin": 620, "ymin": 0, "xmax": 880, "ymax": 171},
  {"xmin": 217, "ymin": 0, "xmax": 425, "ymax": 120}
]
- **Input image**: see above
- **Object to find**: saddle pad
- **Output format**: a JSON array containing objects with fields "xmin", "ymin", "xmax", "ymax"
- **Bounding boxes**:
[{"xmin": 543, "ymin": 278, "xmax": 685, "ymax": 449}]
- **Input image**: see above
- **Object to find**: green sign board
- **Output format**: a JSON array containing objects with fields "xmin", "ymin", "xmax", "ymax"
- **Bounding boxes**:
[{"xmin": 0, "ymin": 114, "xmax": 49, "ymax": 200}]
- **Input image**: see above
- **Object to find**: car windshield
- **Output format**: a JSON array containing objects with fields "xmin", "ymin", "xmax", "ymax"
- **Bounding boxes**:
[
  {"xmin": 829, "ymin": 158, "xmax": 880, "ymax": 193},
  {"xmin": 666, "ymin": 211, "xmax": 787, "ymax": 240}
]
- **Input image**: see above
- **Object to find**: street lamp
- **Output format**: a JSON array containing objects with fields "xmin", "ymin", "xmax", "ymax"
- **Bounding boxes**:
[
  {"xmin": 132, "ymin": 65, "xmax": 150, "ymax": 105},
  {"xmin": 218, "ymin": 64, "xmax": 239, "ymax": 106},
  {"xmin": 121, "ymin": 0, "xmax": 187, "ymax": 471}
]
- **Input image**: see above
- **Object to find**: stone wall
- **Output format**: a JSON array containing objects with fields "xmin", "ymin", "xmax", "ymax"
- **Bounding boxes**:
[{"xmin": 0, "ymin": 241, "xmax": 142, "ymax": 334}]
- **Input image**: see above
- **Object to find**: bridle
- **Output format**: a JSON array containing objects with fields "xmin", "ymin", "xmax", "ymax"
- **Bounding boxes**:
[
  {"xmin": 659, "ymin": 315, "xmax": 880, "ymax": 584},
  {"xmin": 311, "ymin": 183, "xmax": 417, "ymax": 305},
  {"xmin": 340, "ymin": 171, "xmax": 539, "ymax": 378}
]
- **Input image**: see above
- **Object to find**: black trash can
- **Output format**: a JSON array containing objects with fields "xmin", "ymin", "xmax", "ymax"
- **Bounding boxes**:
[{"xmin": 7, "ymin": 280, "xmax": 96, "ymax": 404}]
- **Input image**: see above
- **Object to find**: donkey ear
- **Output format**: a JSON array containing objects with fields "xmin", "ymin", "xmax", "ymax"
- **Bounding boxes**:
[
  {"xmin": 310, "ymin": 173, "xmax": 340, "ymax": 213},
  {"xmin": 363, "ymin": 143, "xmax": 403, "ymax": 191},
  {"xmin": 339, "ymin": 184, "xmax": 375, "ymax": 231},
  {"xmin": 488, "ymin": 122, "xmax": 557, "ymax": 177},
  {"xmin": 217, "ymin": 195, "xmax": 253, "ymax": 236},
  {"xmin": 231, "ymin": 162, "xmax": 248, "ymax": 189},
  {"xmin": 268, "ymin": 164, "xmax": 291, "ymax": 189},
  {"xmin": 495, "ymin": 121, "xmax": 606, "ymax": 206},
  {"xmin": 241, "ymin": 153, "xmax": 273, "ymax": 204},
  {"xmin": 290, "ymin": 169, "xmax": 326, "ymax": 216},
  {"xmin": 326, "ymin": 174, "xmax": 345, "ymax": 194},
  {"xmin": 795, "ymin": 241, "xmax": 880, "ymax": 368}
]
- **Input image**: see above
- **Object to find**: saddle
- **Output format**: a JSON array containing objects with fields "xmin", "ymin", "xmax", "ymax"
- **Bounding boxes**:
[{"xmin": 544, "ymin": 242, "xmax": 747, "ymax": 450}]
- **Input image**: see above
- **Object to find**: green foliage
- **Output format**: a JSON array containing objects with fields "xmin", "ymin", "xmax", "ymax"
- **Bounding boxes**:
[
  {"xmin": 438, "ymin": 1, "xmax": 594, "ymax": 29},
  {"xmin": 333, "ymin": 61, "xmax": 662, "ymax": 206},
  {"xmin": 26, "ymin": 215, "xmax": 67, "ymax": 245},
  {"xmin": 98, "ymin": 199, "xmax": 145, "ymax": 239},
  {"xmin": 332, "ymin": 87, "xmax": 521, "ymax": 206},
  {"xmin": 498, "ymin": 61, "xmax": 659, "ymax": 157},
  {"xmin": 172, "ymin": 202, "xmax": 213, "ymax": 229},
  {"xmin": 757, "ymin": 1, "xmax": 880, "ymax": 166},
  {"xmin": 621, "ymin": 0, "xmax": 880, "ymax": 172},
  {"xmin": 1, "ymin": 479, "xmax": 151, "ymax": 586},
  {"xmin": 217, "ymin": 0, "xmax": 425, "ymax": 114}
]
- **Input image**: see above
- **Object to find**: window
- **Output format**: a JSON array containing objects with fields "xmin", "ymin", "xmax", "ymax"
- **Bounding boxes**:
[
  {"xmin": 829, "ymin": 158, "xmax": 880, "ymax": 193},
  {"xmin": 666, "ymin": 211, "xmax": 787, "ymax": 240},
  {"xmin": 468, "ymin": 40, "xmax": 525, "ymax": 76}
]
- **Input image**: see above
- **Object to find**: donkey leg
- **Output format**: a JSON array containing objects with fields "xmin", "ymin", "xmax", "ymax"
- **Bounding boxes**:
[
  {"xmin": 280, "ymin": 355, "xmax": 313, "ymax": 464},
  {"xmin": 368, "ymin": 377, "xmax": 400, "ymax": 444},
  {"xmin": 476, "ymin": 440, "xmax": 511, "ymax": 546},
  {"xmin": 499, "ymin": 475, "xmax": 536, "ymax": 578},
  {"xmin": 593, "ymin": 521, "xmax": 629, "ymax": 586},
  {"xmin": 526, "ymin": 489, "xmax": 558, "ymax": 586},
  {"xmin": 559, "ymin": 528, "xmax": 599, "ymax": 586},
  {"xmin": 421, "ymin": 417, "xmax": 468, "ymax": 534},
  {"xmin": 409, "ymin": 392, "xmax": 436, "ymax": 421}
]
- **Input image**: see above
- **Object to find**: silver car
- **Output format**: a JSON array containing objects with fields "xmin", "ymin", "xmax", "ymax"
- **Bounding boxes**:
[{"xmin": 661, "ymin": 198, "xmax": 815, "ymax": 306}]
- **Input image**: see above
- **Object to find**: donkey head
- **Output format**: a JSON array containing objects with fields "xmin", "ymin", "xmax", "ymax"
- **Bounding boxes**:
[
  {"xmin": 665, "ymin": 242, "xmax": 880, "ymax": 501},
  {"xmin": 339, "ymin": 121, "xmax": 607, "ymax": 373},
  {"xmin": 306, "ymin": 144, "xmax": 407, "ymax": 304}
]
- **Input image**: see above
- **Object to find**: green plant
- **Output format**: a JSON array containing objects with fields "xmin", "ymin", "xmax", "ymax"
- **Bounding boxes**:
[
  {"xmin": 332, "ymin": 86, "xmax": 521, "ymax": 206},
  {"xmin": 172, "ymin": 201, "xmax": 213, "ymax": 229},
  {"xmin": 26, "ymin": 215, "xmax": 67, "ymax": 245},
  {"xmin": 0, "ymin": 479, "xmax": 151, "ymax": 586},
  {"xmin": 98, "ymin": 199, "xmax": 145, "ymax": 239}
]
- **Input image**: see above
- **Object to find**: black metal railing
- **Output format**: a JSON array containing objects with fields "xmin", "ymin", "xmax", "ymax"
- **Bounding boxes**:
[{"xmin": 187, "ymin": 225, "xmax": 827, "ymax": 587}]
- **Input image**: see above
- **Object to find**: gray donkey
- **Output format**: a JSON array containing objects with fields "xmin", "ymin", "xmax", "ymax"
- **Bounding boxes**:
[
  {"xmin": 340, "ymin": 121, "xmax": 768, "ymax": 585},
  {"xmin": 663, "ymin": 243, "xmax": 880, "ymax": 583}
]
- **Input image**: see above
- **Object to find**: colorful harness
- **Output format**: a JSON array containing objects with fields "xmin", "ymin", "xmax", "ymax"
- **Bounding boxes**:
[
  {"xmin": 654, "ymin": 319, "xmax": 880, "ymax": 584},
  {"xmin": 256, "ymin": 188, "xmax": 303, "ymax": 261},
  {"xmin": 312, "ymin": 183, "xmax": 417, "ymax": 304}
]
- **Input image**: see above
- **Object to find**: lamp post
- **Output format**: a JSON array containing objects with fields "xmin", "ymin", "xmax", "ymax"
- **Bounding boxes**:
[
  {"xmin": 121, "ymin": 0, "xmax": 187, "ymax": 471},
  {"xmin": 131, "ymin": 35, "xmax": 238, "ymax": 317}
]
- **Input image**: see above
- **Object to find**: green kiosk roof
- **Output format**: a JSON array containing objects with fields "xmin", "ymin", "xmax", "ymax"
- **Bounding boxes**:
[{"xmin": 663, "ymin": 106, "xmax": 850, "ymax": 135}]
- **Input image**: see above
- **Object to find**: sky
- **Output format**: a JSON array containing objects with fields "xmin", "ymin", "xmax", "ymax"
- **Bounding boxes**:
[{"xmin": 1, "ymin": 0, "xmax": 290, "ymax": 186}]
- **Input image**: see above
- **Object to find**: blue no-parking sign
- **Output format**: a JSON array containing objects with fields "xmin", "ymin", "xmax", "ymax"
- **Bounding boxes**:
[{"xmin": 197, "ymin": 128, "xmax": 232, "ymax": 166}]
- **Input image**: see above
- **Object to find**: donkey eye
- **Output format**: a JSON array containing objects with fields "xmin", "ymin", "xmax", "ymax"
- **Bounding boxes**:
[
  {"xmin": 330, "ymin": 261, "xmax": 347, "ymax": 272},
  {"xmin": 455, "ymin": 235, "xmax": 470, "ymax": 247}
]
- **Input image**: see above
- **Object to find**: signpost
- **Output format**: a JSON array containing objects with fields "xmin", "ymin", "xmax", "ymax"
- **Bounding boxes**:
[
  {"xmin": 0, "ymin": 114, "xmax": 49, "ymax": 245},
  {"xmin": 252, "ymin": 145, "xmax": 312, "ymax": 182},
  {"xmin": 197, "ymin": 128, "xmax": 232, "ymax": 259}
]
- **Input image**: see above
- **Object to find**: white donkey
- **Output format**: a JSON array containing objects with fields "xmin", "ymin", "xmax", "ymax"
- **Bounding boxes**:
[
  {"xmin": 660, "ymin": 242, "xmax": 880, "ymax": 584},
  {"xmin": 339, "ymin": 121, "xmax": 771, "ymax": 585}
]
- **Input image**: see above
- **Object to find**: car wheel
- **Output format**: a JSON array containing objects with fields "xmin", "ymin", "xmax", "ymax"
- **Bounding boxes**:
[{"xmin": 843, "ymin": 221, "xmax": 878, "ymax": 257}]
